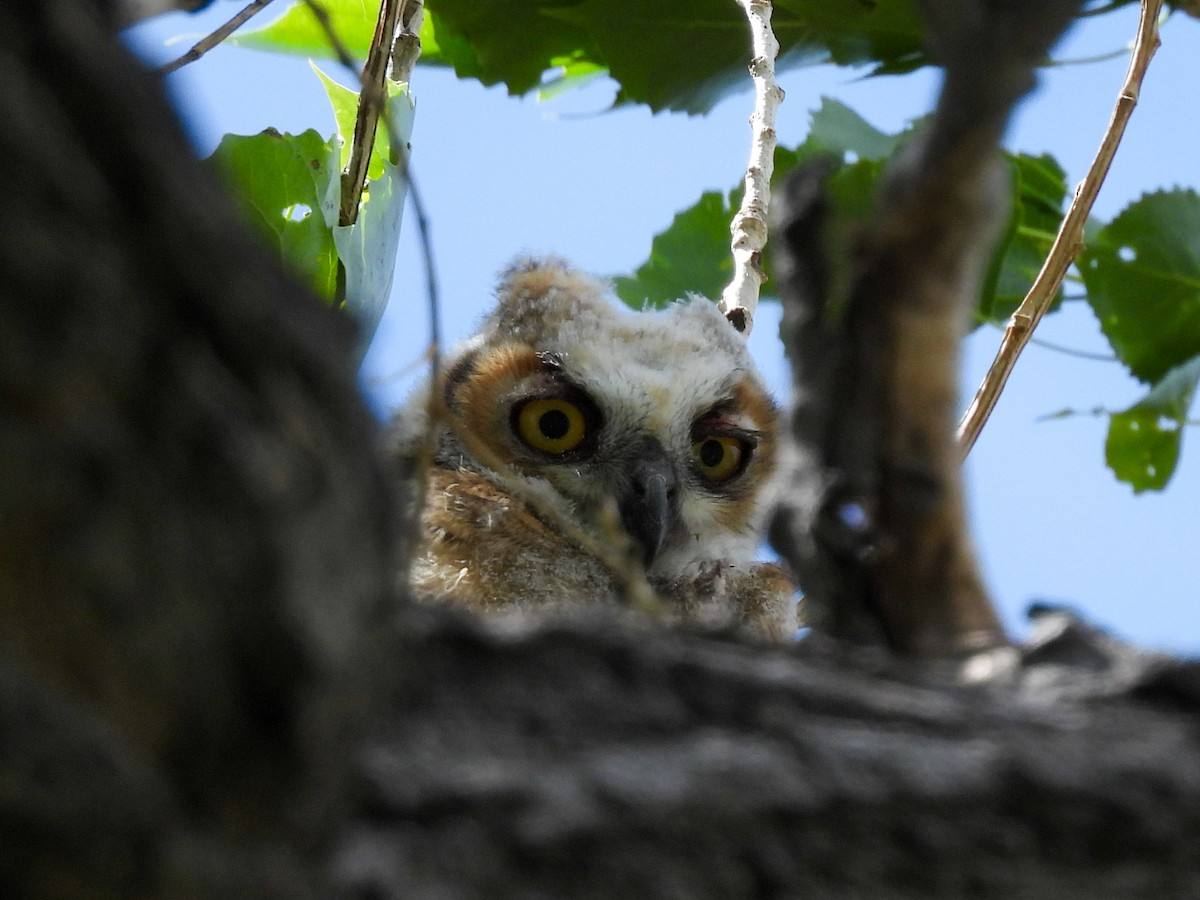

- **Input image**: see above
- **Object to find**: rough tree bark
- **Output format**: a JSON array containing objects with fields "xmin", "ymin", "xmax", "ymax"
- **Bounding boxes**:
[
  {"xmin": 1, "ymin": 2, "xmax": 1199, "ymax": 899},
  {"xmin": 769, "ymin": 0, "xmax": 1084, "ymax": 659},
  {"xmin": 0, "ymin": 1, "xmax": 397, "ymax": 895}
]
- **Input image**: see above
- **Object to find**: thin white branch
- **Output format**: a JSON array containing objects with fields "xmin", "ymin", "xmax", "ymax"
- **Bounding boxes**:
[{"xmin": 719, "ymin": 0, "xmax": 784, "ymax": 336}]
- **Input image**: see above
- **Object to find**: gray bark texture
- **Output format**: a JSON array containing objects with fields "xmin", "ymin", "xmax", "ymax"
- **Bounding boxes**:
[
  {"xmin": 1, "ymin": 2, "xmax": 1199, "ymax": 899},
  {"xmin": 768, "ymin": 0, "xmax": 1085, "ymax": 657}
]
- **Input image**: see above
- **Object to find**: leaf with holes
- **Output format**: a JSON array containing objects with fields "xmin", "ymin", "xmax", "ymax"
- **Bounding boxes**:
[
  {"xmin": 1106, "ymin": 355, "xmax": 1200, "ymax": 492},
  {"xmin": 1080, "ymin": 189, "xmax": 1200, "ymax": 384},
  {"xmin": 209, "ymin": 128, "xmax": 340, "ymax": 300}
]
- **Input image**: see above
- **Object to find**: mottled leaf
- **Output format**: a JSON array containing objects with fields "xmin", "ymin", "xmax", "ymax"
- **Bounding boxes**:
[
  {"xmin": 1106, "ymin": 355, "xmax": 1200, "ymax": 491},
  {"xmin": 209, "ymin": 128, "xmax": 340, "ymax": 300},
  {"xmin": 1081, "ymin": 189, "xmax": 1200, "ymax": 383}
]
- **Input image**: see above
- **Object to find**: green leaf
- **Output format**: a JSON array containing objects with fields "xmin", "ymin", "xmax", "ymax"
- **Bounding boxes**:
[
  {"xmin": 229, "ymin": 0, "xmax": 379, "ymax": 58},
  {"xmin": 333, "ymin": 85, "xmax": 416, "ymax": 343},
  {"xmin": 615, "ymin": 192, "xmax": 734, "ymax": 309},
  {"xmin": 422, "ymin": 0, "xmax": 924, "ymax": 114},
  {"xmin": 229, "ymin": 0, "xmax": 473, "ymax": 70},
  {"xmin": 536, "ymin": 53, "xmax": 608, "ymax": 102},
  {"xmin": 235, "ymin": 0, "xmax": 1130, "ymax": 115},
  {"xmin": 980, "ymin": 153, "xmax": 1069, "ymax": 323},
  {"xmin": 800, "ymin": 97, "xmax": 906, "ymax": 161},
  {"xmin": 1081, "ymin": 189, "xmax": 1200, "ymax": 384},
  {"xmin": 1106, "ymin": 355, "xmax": 1200, "ymax": 492},
  {"xmin": 209, "ymin": 128, "xmax": 341, "ymax": 300},
  {"xmin": 421, "ymin": 10, "xmax": 485, "ymax": 74},
  {"xmin": 615, "ymin": 99, "xmax": 898, "ymax": 307},
  {"xmin": 419, "ymin": 0, "xmax": 602, "ymax": 97},
  {"xmin": 556, "ymin": 0, "xmax": 926, "ymax": 113},
  {"xmin": 617, "ymin": 99, "xmax": 1061, "ymax": 315},
  {"xmin": 311, "ymin": 65, "xmax": 415, "ymax": 341},
  {"xmin": 312, "ymin": 63, "xmax": 401, "ymax": 180}
]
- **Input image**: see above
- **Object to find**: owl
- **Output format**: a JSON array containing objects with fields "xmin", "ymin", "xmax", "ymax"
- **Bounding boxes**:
[{"xmin": 393, "ymin": 257, "xmax": 795, "ymax": 639}]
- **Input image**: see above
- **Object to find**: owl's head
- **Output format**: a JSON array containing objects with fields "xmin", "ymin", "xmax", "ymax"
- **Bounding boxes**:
[{"xmin": 422, "ymin": 257, "xmax": 780, "ymax": 579}]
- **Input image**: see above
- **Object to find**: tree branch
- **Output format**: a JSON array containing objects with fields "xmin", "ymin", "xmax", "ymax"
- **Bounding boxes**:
[
  {"xmin": 156, "ymin": 0, "xmax": 278, "ymax": 76},
  {"xmin": 8, "ymin": 4, "xmax": 1200, "ymax": 898},
  {"xmin": 718, "ymin": 0, "xmax": 784, "ymax": 336},
  {"xmin": 958, "ymin": 0, "xmax": 1165, "ymax": 456},
  {"xmin": 335, "ymin": 603, "xmax": 1200, "ymax": 899},
  {"xmin": 770, "ymin": 0, "xmax": 1084, "ymax": 659},
  {"xmin": 338, "ymin": 0, "xmax": 411, "ymax": 228}
]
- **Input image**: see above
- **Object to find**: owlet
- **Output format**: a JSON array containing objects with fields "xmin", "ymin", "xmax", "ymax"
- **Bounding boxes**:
[{"xmin": 392, "ymin": 258, "xmax": 795, "ymax": 639}]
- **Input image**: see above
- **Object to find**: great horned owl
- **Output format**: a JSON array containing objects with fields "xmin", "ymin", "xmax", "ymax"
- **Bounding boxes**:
[{"xmin": 393, "ymin": 258, "xmax": 795, "ymax": 639}]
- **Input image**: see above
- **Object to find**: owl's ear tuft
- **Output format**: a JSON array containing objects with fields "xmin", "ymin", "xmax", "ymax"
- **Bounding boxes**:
[{"xmin": 491, "ymin": 256, "xmax": 609, "ymax": 339}]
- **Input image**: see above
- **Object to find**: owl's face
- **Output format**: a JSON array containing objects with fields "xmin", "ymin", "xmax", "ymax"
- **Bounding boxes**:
[{"xmin": 428, "ymin": 259, "xmax": 779, "ymax": 580}]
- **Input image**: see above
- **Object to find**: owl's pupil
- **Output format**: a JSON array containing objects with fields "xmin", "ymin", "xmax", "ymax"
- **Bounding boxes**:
[
  {"xmin": 539, "ymin": 409, "xmax": 571, "ymax": 440},
  {"xmin": 699, "ymin": 439, "xmax": 724, "ymax": 467}
]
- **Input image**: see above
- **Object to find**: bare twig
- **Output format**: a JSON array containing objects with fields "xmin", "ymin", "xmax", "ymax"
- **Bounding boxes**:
[
  {"xmin": 302, "ymin": 0, "xmax": 442, "ymax": 595},
  {"xmin": 339, "ymin": 0, "xmax": 407, "ymax": 228},
  {"xmin": 718, "ymin": 0, "xmax": 784, "ymax": 336},
  {"xmin": 301, "ymin": 0, "xmax": 433, "ymax": 344},
  {"xmin": 957, "ymin": 0, "xmax": 1164, "ymax": 457},
  {"xmin": 1027, "ymin": 335, "xmax": 1117, "ymax": 361},
  {"xmin": 156, "ymin": 0, "xmax": 277, "ymax": 76}
]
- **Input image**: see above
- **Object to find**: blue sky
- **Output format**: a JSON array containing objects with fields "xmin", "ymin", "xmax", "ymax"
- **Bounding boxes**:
[{"xmin": 129, "ymin": 2, "xmax": 1198, "ymax": 653}]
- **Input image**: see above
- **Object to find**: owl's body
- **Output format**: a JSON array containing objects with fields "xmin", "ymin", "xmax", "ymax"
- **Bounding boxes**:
[{"xmin": 395, "ymin": 259, "xmax": 795, "ymax": 639}]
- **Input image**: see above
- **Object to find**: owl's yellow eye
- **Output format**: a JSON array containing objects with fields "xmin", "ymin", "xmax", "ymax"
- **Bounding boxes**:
[
  {"xmin": 692, "ymin": 435, "xmax": 746, "ymax": 483},
  {"xmin": 516, "ymin": 397, "xmax": 588, "ymax": 455}
]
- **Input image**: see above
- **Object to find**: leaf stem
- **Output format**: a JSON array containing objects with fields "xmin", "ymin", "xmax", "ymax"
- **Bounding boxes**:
[
  {"xmin": 957, "ymin": 0, "xmax": 1164, "ymax": 457},
  {"xmin": 338, "ymin": 0, "xmax": 409, "ymax": 228}
]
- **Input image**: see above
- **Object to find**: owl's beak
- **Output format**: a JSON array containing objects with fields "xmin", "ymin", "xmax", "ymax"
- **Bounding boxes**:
[{"xmin": 619, "ymin": 452, "xmax": 679, "ymax": 567}]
